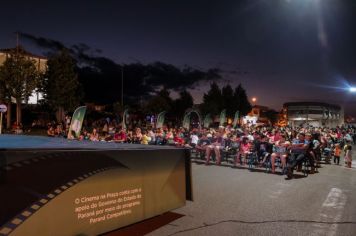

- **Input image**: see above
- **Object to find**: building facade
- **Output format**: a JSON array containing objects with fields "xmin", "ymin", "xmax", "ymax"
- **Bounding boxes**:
[
  {"xmin": 0, "ymin": 47, "xmax": 47, "ymax": 104},
  {"xmin": 0, "ymin": 47, "xmax": 47, "ymax": 73},
  {"xmin": 282, "ymin": 102, "xmax": 344, "ymax": 128},
  {"xmin": 243, "ymin": 105, "xmax": 272, "ymax": 125}
]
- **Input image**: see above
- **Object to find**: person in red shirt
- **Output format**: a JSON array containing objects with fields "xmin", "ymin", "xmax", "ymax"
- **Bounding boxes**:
[
  {"xmin": 114, "ymin": 128, "xmax": 127, "ymax": 143},
  {"xmin": 174, "ymin": 133, "xmax": 185, "ymax": 146}
]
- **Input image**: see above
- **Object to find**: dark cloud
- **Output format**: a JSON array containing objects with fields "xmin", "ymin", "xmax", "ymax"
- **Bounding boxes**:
[
  {"xmin": 20, "ymin": 33, "xmax": 222, "ymax": 104},
  {"xmin": 19, "ymin": 32, "xmax": 66, "ymax": 52}
]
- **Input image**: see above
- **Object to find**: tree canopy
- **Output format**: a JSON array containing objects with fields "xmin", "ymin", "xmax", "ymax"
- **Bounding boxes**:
[
  {"xmin": 201, "ymin": 82, "xmax": 223, "ymax": 116},
  {"xmin": 144, "ymin": 87, "xmax": 173, "ymax": 114},
  {"xmin": 172, "ymin": 90, "xmax": 194, "ymax": 118},
  {"xmin": 233, "ymin": 83, "xmax": 252, "ymax": 117},
  {"xmin": 0, "ymin": 47, "xmax": 41, "ymax": 124},
  {"xmin": 44, "ymin": 49, "xmax": 82, "ymax": 112},
  {"xmin": 201, "ymin": 82, "xmax": 252, "ymax": 118}
]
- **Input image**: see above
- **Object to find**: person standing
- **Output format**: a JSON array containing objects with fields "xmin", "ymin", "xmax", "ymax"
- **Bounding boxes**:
[
  {"xmin": 65, "ymin": 115, "xmax": 71, "ymax": 132},
  {"xmin": 333, "ymin": 143, "xmax": 341, "ymax": 165},
  {"xmin": 345, "ymin": 144, "xmax": 352, "ymax": 168}
]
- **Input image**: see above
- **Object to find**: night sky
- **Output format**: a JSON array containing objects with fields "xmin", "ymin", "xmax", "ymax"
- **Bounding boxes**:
[{"xmin": 1, "ymin": 0, "xmax": 356, "ymax": 114}]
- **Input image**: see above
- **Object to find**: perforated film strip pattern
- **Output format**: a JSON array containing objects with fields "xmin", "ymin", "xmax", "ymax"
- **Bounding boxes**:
[
  {"xmin": 0, "ymin": 153, "xmax": 61, "ymax": 172},
  {"xmin": 0, "ymin": 166, "xmax": 115, "ymax": 236}
]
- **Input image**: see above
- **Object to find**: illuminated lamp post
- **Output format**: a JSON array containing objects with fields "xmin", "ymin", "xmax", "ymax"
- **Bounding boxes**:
[
  {"xmin": 251, "ymin": 97, "xmax": 257, "ymax": 125},
  {"xmin": 252, "ymin": 97, "xmax": 257, "ymax": 105}
]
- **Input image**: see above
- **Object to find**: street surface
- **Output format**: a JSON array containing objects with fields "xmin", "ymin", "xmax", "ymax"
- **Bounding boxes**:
[{"xmin": 149, "ymin": 151, "xmax": 356, "ymax": 236}]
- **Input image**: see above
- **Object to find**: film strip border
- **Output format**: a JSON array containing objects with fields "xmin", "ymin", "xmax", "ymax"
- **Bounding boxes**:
[
  {"xmin": 0, "ymin": 166, "xmax": 117, "ymax": 236},
  {"xmin": 0, "ymin": 152, "xmax": 65, "ymax": 172}
]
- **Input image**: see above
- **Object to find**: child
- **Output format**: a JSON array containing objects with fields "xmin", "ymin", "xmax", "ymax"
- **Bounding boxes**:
[
  {"xmin": 333, "ymin": 143, "xmax": 341, "ymax": 165},
  {"xmin": 345, "ymin": 145, "xmax": 352, "ymax": 168},
  {"xmin": 141, "ymin": 131, "xmax": 150, "ymax": 145}
]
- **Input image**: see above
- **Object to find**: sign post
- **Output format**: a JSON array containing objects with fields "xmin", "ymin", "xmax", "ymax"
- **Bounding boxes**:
[{"xmin": 0, "ymin": 104, "xmax": 7, "ymax": 134}]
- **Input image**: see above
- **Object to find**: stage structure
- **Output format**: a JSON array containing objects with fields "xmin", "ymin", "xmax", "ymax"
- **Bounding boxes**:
[{"xmin": 0, "ymin": 135, "xmax": 192, "ymax": 236}]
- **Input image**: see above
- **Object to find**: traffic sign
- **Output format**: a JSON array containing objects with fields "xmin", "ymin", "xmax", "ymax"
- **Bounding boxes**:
[{"xmin": 0, "ymin": 104, "xmax": 7, "ymax": 113}]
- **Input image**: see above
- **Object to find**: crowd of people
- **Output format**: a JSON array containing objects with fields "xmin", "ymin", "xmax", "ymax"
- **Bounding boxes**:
[
  {"xmin": 45, "ymin": 116, "xmax": 356, "ymax": 179},
  {"xmin": 190, "ymin": 125, "xmax": 354, "ymax": 178}
]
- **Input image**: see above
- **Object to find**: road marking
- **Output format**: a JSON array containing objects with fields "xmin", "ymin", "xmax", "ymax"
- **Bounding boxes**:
[
  {"xmin": 322, "ymin": 188, "xmax": 345, "ymax": 209},
  {"xmin": 313, "ymin": 187, "xmax": 347, "ymax": 236}
]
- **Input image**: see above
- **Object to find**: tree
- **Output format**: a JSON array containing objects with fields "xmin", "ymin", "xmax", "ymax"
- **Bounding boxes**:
[
  {"xmin": 201, "ymin": 82, "xmax": 222, "ymax": 116},
  {"xmin": 0, "ymin": 48, "xmax": 41, "ymax": 125},
  {"xmin": 264, "ymin": 109, "xmax": 278, "ymax": 125},
  {"xmin": 144, "ymin": 87, "xmax": 173, "ymax": 114},
  {"xmin": 0, "ymin": 75, "xmax": 12, "ymax": 129},
  {"xmin": 221, "ymin": 84, "xmax": 234, "ymax": 117},
  {"xmin": 44, "ymin": 49, "xmax": 82, "ymax": 122},
  {"xmin": 233, "ymin": 83, "xmax": 252, "ymax": 117},
  {"xmin": 172, "ymin": 90, "xmax": 194, "ymax": 118},
  {"xmin": 113, "ymin": 101, "xmax": 123, "ymax": 115}
]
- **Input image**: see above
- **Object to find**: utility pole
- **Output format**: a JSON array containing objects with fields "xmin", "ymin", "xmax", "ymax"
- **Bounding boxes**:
[
  {"xmin": 306, "ymin": 105, "xmax": 309, "ymax": 127},
  {"xmin": 16, "ymin": 32, "xmax": 19, "ymax": 49},
  {"xmin": 121, "ymin": 65, "xmax": 124, "ymax": 109},
  {"xmin": 16, "ymin": 32, "xmax": 19, "ymax": 125}
]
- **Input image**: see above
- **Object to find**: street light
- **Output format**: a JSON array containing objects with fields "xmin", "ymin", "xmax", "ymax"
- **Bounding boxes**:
[
  {"xmin": 252, "ymin": 97, "xmax": 257, "ymax": 105},
  {"xmin": 350, "ymin": 87, "xmax": 356, "ymax": 93}
]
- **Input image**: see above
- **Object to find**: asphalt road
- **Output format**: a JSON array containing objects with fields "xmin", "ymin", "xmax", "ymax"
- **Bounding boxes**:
[{"xmin": 148, "ymin": 152, "xmax": 356, "ymax": 236}]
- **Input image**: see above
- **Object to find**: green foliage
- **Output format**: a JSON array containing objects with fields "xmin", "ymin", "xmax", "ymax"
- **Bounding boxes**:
[
  {"xmin": 0, "ymin": 78, "xmax": 10, "ymax": 103},
  {"xmin": 0, "ymin": 49, "xmax": 41, "ymax": 102},
  {"xmin": 222, "ymin": 84, "xmax": 234, "ymax": 117},
  {"xmin": 264, "ymin": 109, "xmax": 278, "ymax": 125},
  {"xmin": 201, "ymin": 82, "xmax": 222, "ymax": 116},
  {"xmin": 172, "ymin": 90, "xmax": 194, "ymax": 118},
  {"xmin": 233, "ymin": 83, "xmax": 252, "ymax": 116},
  {"xmin": 112, "ymin": 101, "xmax": 123, "ymax": 115},
  {"xmin": 0, "ymin": 48, "xmax": 42, "ymax": 123},
  {"xmin": 144, "ymin": 87, "xmax": 173, "ymax": 114},
  {"xmin": 44, "ymin": 49, "xmax": 82, "ymax": 112},
  {"xmin": 201, "ymin": 82, "xmax": 252, "ymax": 119}
]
